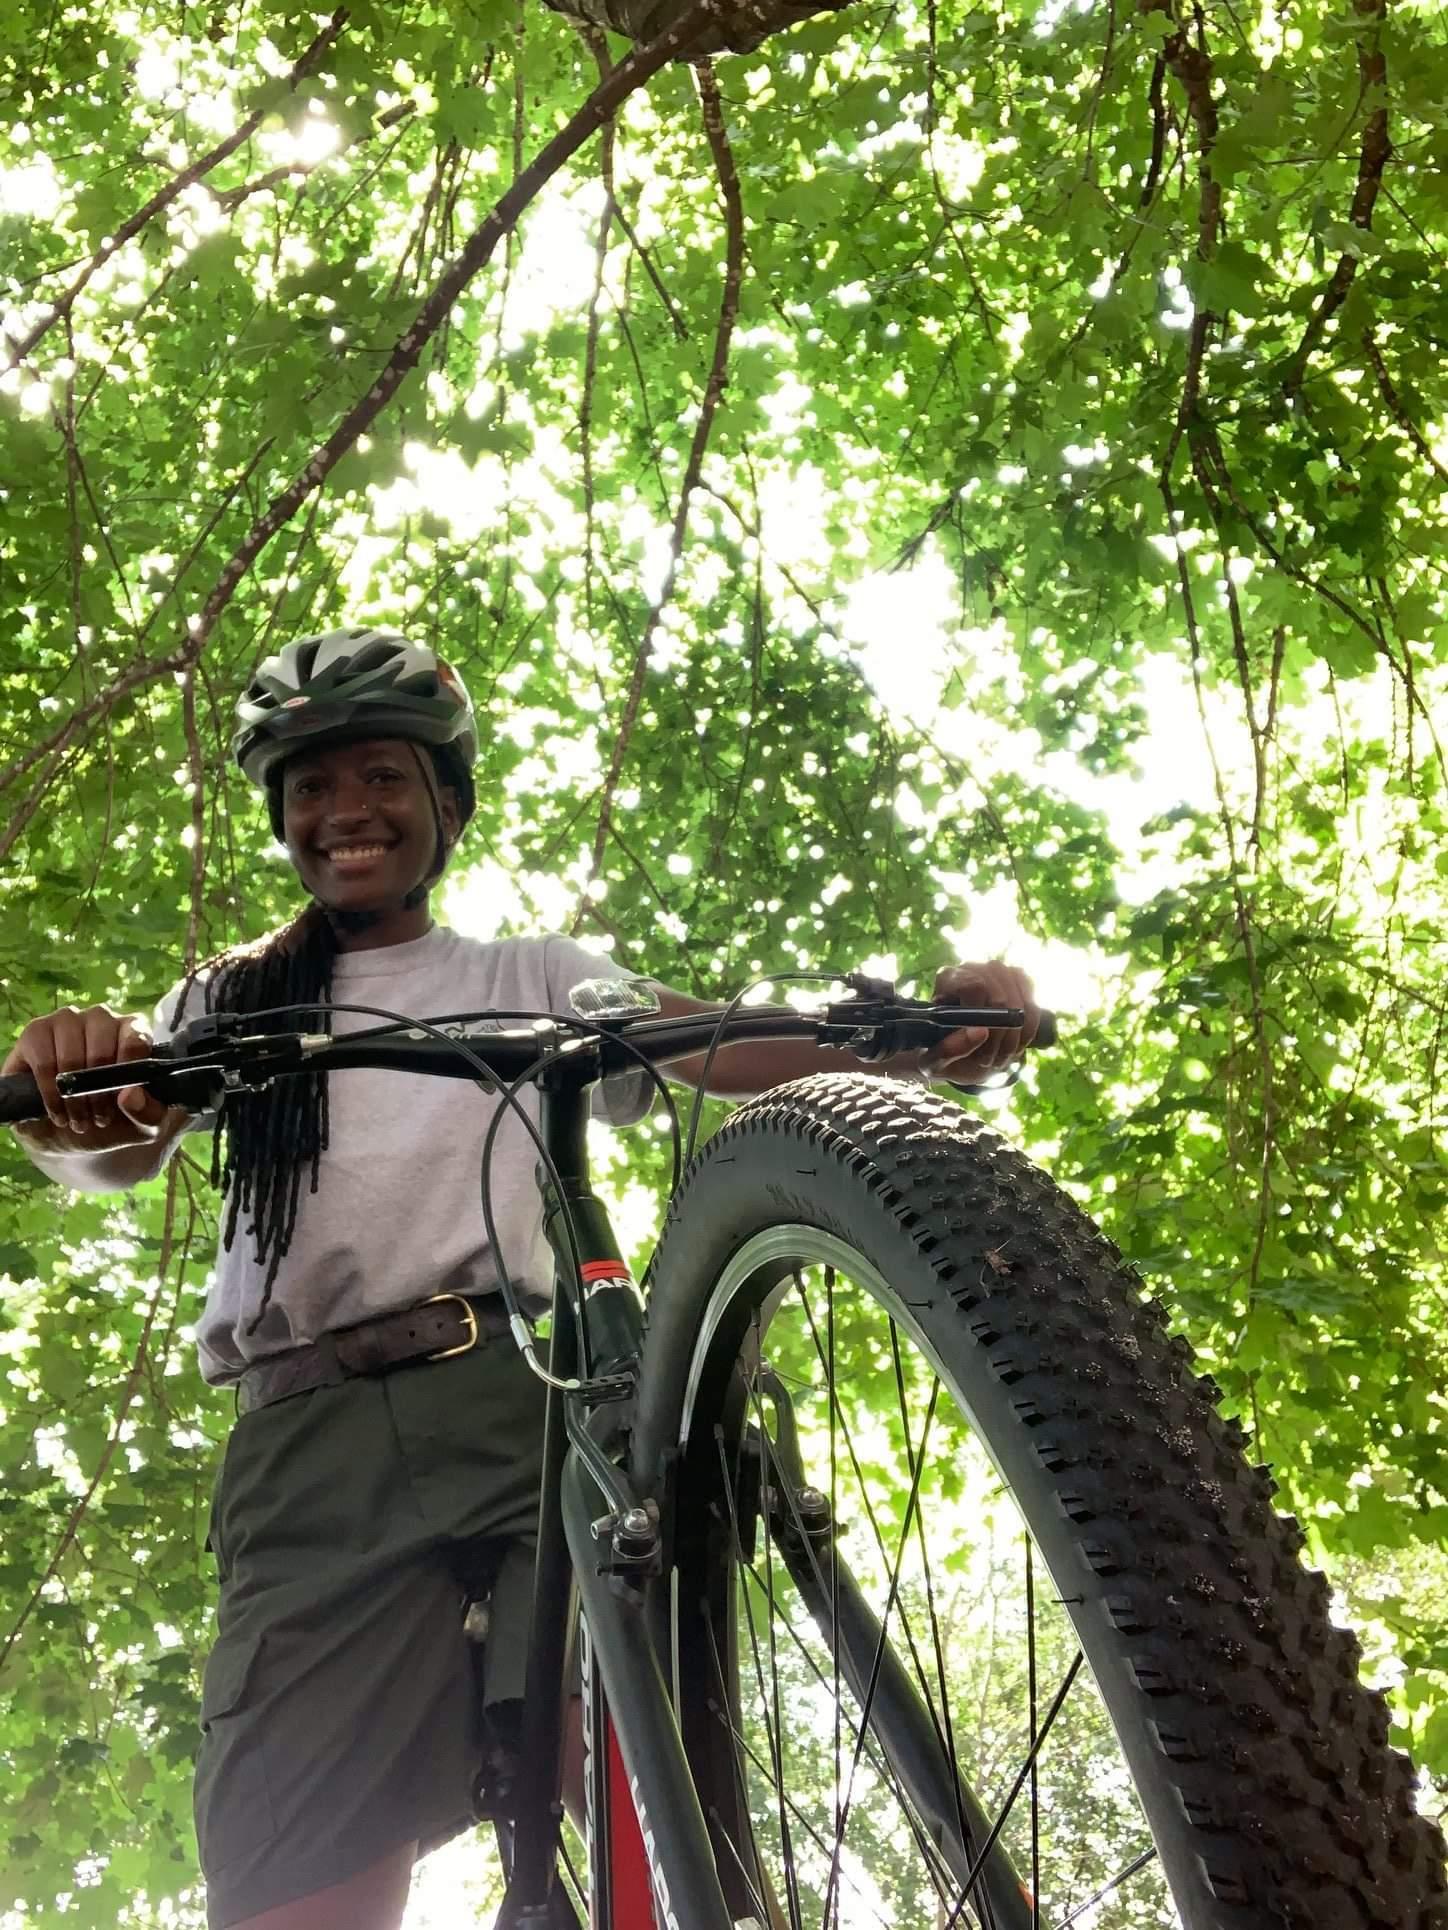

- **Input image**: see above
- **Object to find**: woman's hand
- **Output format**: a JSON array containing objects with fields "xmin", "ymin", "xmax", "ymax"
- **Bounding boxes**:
[
  {"xmin": 920, "ymin": 962, "xmax": 1041, "ymax": 1081},
  {"xmin": 3, "ymin": 1005, "xmax": 188, "ymax": 1154}
]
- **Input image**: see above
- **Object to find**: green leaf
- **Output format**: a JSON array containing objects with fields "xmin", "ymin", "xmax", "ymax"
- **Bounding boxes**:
[{"xmin": 0, "ymin": 1241, "xmax": 37, "ymax": 1279}]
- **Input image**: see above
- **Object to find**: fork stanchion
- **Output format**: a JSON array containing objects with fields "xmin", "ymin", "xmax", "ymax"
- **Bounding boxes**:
[{"xmin": 562, "ymin": 1452, "xmax": 736, "ymax": 1930}]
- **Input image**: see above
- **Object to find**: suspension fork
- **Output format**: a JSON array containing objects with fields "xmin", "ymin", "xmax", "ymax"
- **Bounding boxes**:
[
  {"xmin": 502, "ymin": 1065, "xmax": 647, "ymax": 1923},
  {"xmin": 525, "ymin": 1069, "xmax": 733, "ymax": 1930}
]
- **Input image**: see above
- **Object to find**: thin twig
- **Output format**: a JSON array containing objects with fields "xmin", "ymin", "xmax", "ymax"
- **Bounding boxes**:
[
  {"xmin": 1282, "ymin": 0, "xmax": 1389, "ymax": 398},
  {"xmin": 580, "ymin": 24, "xmax": 620, "ymax": 628},
  {"xmin": 1363, "ymin": 327, "xmax": 1448, "ymax": 485},
  {"xmin": 573, "ymin": 55, "xmax": 745, "ymax": 919},
  {"xmin": 5, "ymin": 10, "xmax": 350, "ymax": 368},
  {"xmin": 182, "ymin": 669, "xmax": 208, "ymax": 968}
]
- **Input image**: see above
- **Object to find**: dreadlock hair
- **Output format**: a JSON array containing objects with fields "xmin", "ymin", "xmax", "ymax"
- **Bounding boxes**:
[{"xmin": 172, "ymin": 903, "xmax": 338, "ymax": 1336}]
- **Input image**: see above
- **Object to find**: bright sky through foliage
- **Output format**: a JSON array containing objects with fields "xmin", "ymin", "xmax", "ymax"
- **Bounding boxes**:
[{"xmin": 3, "ymin": 0, "xmax": 1448, "ymax": 1915}]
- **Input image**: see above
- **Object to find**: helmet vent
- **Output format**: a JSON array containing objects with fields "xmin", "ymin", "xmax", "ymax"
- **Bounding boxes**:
[
  {"xmin": 296, "ymin": 639, "xmax": 322, "ymax": 681},
  {"xmin": 348, "ymin": 638, "xmax": 404, "ymax": 675},
  {"xmin": 394, "ymin": 668, "xmax": 438, "ymax": 695}
]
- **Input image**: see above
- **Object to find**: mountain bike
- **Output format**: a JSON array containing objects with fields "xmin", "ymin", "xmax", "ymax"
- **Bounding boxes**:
[{"xmin": 2, "ymin": 974, "xmax": 1442, "ymax": 1930}]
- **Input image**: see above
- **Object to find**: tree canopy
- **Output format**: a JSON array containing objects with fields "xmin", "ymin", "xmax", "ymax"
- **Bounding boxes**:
[{"xmin": 1, "ymin": 0, "xmax": 1446, "ymax": 1918}]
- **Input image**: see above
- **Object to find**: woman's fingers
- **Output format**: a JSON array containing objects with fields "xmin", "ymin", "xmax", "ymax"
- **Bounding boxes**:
[
  {"xmin": 6, "ymin": 1006, "xmax": 165, "ymax": 1149},
  {"xmin": 115, "ymin": 1023, "xmax": 168, "ymax": 1129},
  {"xmin": 930, "ymin": 962, "xmax": 1040, "ymax": 1073},
  {"xmin": 82, "ymin": 1006, "xmax": 124, "ymax": 1133}
]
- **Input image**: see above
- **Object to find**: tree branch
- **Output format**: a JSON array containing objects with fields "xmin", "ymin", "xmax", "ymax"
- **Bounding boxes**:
[
  {"xmin": 182, "ymin": 669, "xmax": 208, "ymax": 969},
  {"xmin": 0, "ymin": 652, "xmax": 183, "ymax": 857},
  {"xmin": 1363, "ymin": 327, "xmax": 1448, "ymax": 486},
  {"xmin": 4, "ymin": 10, "xmax": 350, "ymax": 369},
  {"xmin": 1159, "ymin": 470, "xmax": 1278, "ymax": 1352},
  {"xmin": 574, "ymin": 55, "xmax": 745, "ymax": 918},
  {"xmin": 1282, "ymin": 0, "xmax": 1390, "ymax": 398},
  {"xmin": 0, "ymin": 0, "xmax": 723, "ymax": 865},
  {"xmin": 580, "ymin": 25, "xmax": 620, "ymax": 629},
  {"xmin": 1152, "ymin": 0, "xmax": 1222, "ymax": 480}
]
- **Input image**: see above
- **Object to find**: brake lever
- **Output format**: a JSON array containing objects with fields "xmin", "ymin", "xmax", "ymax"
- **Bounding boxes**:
[
  {"xmin": 822, "ymin": 974, "xmax": 1028, "ymax": 1065},
  {"xmin": 56, "ymin": 1012, "xmax": 324, "ymax": 1106}
]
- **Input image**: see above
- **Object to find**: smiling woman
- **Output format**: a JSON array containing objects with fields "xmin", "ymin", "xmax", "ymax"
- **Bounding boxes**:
[
  {"xmin": 4, "ymin": 0, "xmax": 1448, "ymax": 1912},
  {"xmin": 279, "ymin": 739, "xmax": 462, "ymax": 939},
  {"xmin": 1, "ymin": 611, "xmax": 1048, "ymax": 1928}
]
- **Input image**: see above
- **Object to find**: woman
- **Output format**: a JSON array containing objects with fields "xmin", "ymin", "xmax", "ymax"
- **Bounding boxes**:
[{"xmin": 5, "ymin": 628, "xmax": 1039, "ymax": 1929}]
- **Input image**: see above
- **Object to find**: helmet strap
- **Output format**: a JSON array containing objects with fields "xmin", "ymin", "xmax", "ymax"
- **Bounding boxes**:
[
  {"xmin": 406, "ymin": 741, "xmax": 452, "ymax": 904},
  {"xmin": 326, "ymin": 904, "xmax": 388, "ymax": 936}
]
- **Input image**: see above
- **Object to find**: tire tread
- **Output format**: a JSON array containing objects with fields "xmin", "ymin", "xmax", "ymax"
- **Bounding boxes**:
[{"xmin": 635, "ymin": 1073, "xmax": 1448, "ymax": 1930}]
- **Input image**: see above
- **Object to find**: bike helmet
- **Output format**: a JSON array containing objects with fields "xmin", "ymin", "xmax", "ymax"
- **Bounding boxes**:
[
  {"xmin": 232, "ymin": 628, "xmax": 478, "ymax": 838},
  {"xmin": 234, "ymin": 628, "xmax": 477, "ymax": 782}
]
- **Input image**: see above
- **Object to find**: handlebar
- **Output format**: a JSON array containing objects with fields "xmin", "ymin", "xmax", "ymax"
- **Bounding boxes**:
[{"xmin": 0, "ymin": 992, "xmax": 1057, "ymax": 1129}]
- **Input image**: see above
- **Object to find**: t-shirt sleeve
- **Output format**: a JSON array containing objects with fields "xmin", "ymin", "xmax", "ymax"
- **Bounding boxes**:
[
  {"xmin": 541, "ymin": 934, "xmax": 654, "ymax": 1128},
  {"xmin": 151, "ymin": 974, "xmax": 198, "ymax": 1043}
]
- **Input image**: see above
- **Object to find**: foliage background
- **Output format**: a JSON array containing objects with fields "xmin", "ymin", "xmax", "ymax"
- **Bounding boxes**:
[{"xmin": 1, "ymin": 0, "xmax": 1446, "ymax": 1916}]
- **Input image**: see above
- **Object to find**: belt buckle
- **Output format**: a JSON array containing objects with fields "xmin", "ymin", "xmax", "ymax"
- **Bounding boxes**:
[{"xmin": 424, "ymin": 1293, "xmax": 479, "ymax": 1359}]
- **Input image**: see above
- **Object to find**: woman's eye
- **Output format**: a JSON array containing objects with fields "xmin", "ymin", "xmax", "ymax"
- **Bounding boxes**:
[{"xmin": 368, "ymin": 769, "xmax": 404, "ymax": 784}]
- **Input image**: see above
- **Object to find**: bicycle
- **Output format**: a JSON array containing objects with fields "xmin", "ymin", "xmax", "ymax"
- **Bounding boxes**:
[{"xmin": 2, "ymin": 973, "xmax": 1443, "ymax": 1929}]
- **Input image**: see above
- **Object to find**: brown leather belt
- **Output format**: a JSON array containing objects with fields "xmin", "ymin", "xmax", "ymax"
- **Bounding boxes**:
[{"xmin": 235, "ymin": 1292, "xmax": 515, "ymax": 1416}]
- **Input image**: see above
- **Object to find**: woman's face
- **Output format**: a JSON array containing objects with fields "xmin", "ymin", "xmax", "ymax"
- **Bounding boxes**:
[{"xmin": 280, "ymin": 736, "xmax": 461, "ymax": 920}]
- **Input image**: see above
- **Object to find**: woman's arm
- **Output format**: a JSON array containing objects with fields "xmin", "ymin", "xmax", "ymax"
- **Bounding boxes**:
[{"xmin": 650, "ymin": 962, "xmax": 1040, "ymax": 1097}]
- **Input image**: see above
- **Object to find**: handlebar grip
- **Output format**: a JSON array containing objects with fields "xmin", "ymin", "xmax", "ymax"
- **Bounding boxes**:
[
  {"xmin": 0, "ymin": 1070, "xmax": 46, "ymax": 1126},
  {"xmin": 1035, "ymin": 1010, "xmax": 1057, "ymax": 1048}
]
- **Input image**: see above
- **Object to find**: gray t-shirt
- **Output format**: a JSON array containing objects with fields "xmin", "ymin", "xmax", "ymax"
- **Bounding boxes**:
[{"xmin": 156, "ymin": 927, "xmax": 648, "ymax": 1385}]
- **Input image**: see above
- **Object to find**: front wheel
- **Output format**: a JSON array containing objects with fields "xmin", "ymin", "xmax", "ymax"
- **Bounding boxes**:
[{"xmin": 631, "ymin": 1074, "xmax": 1446, "ymax": 1930}]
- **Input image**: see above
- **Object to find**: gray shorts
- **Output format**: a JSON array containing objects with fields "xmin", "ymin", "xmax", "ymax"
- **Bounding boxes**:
[{"xmin": 195, "ymin": 1333, "xmax": 547, "ymax": 1926}]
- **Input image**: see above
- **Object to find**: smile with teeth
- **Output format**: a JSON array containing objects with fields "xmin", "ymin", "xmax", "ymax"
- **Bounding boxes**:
[{"xmin": 323, "ymin": 843, "xmax": 395, "ymax": 863}]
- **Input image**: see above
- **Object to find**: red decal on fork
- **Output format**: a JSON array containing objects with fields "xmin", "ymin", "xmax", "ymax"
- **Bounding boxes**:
[
  {"xmin": 581, "ymin": 1259, "xmax": 634, "ymax": 1298},
  {"xmin": 604, "ymin": 1713, "xmax": 657, "ymax": 1928}
]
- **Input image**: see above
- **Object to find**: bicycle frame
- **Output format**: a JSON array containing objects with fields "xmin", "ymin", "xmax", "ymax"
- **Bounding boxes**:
[
  {"xmin": 489, "ymin": 1023, "xmax": 1031, "ymax": 1930},
  {"xmin": 39, "ymin": 990, "xmax": 1039, "ymax": 1929}
]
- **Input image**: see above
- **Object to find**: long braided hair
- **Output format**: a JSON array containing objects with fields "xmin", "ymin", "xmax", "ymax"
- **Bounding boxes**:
[
  {"xmin": 177, "ymin": 739, "xmax": 467, "ymax": 1335},
  {"xmin": 173, "ymin": 904, "xmax": 338, "ymax": 1334}
]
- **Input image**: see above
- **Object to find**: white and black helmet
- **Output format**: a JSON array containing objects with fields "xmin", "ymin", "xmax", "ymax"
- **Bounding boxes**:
[{"xmin": 232, "ymin": 628, "xmax": 478, "ymax": 790}]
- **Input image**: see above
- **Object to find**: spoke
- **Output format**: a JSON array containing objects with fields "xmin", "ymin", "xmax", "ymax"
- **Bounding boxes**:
[
  {"xmin": 707, "ymin": 1806, "xmax": 774, "ymax": 1926},
  {"xmin": 826, "ymin": 1266, "xmax": 841, "ymax": 1930},
  {"xmin": 776, "ymin": 1272, "xmax": 986, "ymax": 1924},
  {"xmin": 1026, "ymin": 1534, "xmax": 1040, "ymax": 1930},
  {"xmin": 700, "ymin": 1648, "xmax": 898, "ymax": 1930},
  {"xmin": 1050, "ymin": 1846, "xmax": 1160, "ymax": 1930},
  {"xmin": 704, "ymin": 1250, "xmax": 1171, "ymax": 1930},
  {"xmin": 737, "ymin": 1557, "xmax": 959, "ymax": 1910},
  {"xmin": 943, "ymin": 1654, "xmax": 1085, "ymax": 1930},
  {"xmin": 699, "ymin": 1540, "xmax": 782, "ymax": 1924},
  {"xmin": 890, "ymin": 1318, "xmax": 984, "ymax": 1896},
  {"xmin": 744, "ymin": 1375, "xmax": 809, "ymax": 1930},
  {"xmin": 791, "ymin": 1274, "xmax": 960, "ymax": 1776},
  {"xmin": 716, "ymin": 1423, "xmax": 796, "ymax": 1916},
  {"xmin": 714, "ymin": 1399, "xmax": 956, "ymax": 1918},
  {"xmin": 822, "ymin": 1377, "xmax": 942, "ymax": 1928}
]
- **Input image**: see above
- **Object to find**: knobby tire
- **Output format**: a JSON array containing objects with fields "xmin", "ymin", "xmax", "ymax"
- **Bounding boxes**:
[{"xmin": 630, "ymin": 1074, "xmax": 1447, "ymax": 1930}]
